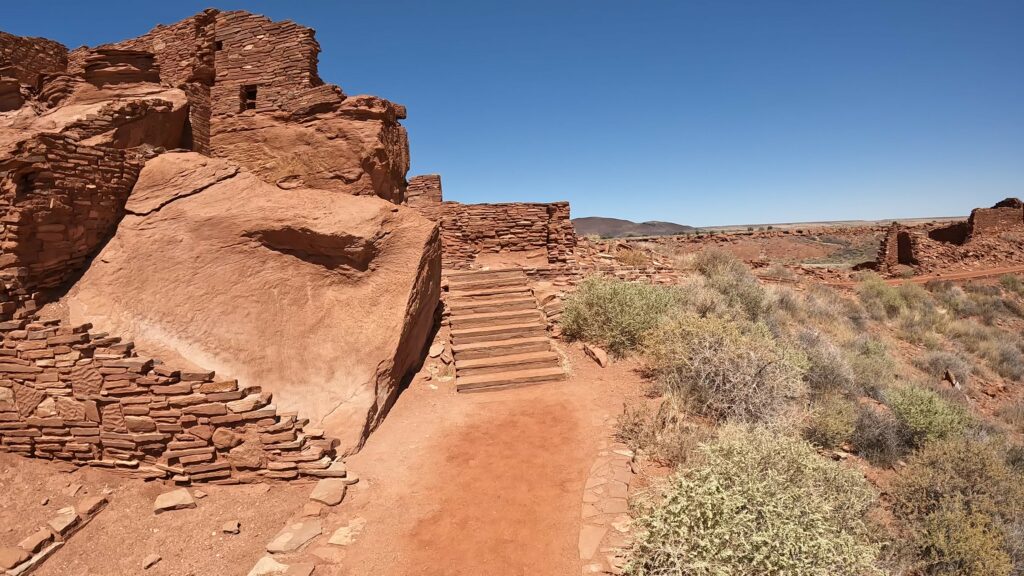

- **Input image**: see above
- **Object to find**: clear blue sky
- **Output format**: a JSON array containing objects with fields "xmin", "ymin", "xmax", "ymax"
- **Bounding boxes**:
[{"xmin": 4, "ymin": 1, "xmax": 1022, "ymax": 226}]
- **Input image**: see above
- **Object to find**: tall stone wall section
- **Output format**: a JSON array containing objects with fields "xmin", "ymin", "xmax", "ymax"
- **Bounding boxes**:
[
  {"xmin": 0, "ymin": 316, "xmax": 338, "ymax": 483},
  {"xmin": 968, "ymin": 200, "xmax": 1024, "ymax": 239},
  {"xmin": 420, "ymin": 201, "xmax": 576, "ymax": 269},
  {"xmin": 0, "ymin": 134, "xmax": 145, "ymax": 297},
  {"xmin": 210, "ymin": 11, "xmax": 324, "ymax": 117},
  {"xmin": 405, "ymin": 174, "xmax": 442, "ymax": 208},
  {"xmin": 0, "ymin": 31, "xmax": 68, "ymax": 86}
]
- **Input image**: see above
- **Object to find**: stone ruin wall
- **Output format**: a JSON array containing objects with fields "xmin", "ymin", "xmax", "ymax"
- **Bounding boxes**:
[
  {"xmin": 0, "ymin": 31, "xmax": 68, "ymax": 86},
  {"xmin": 405, "ymin": 174, "xmax": 443, "ymax": 208},
  {"xmin": 0, "ymin": 316, "xmax": 337, "ymax": 484},
  {"xmin": 0, "ymin": 134, "xmax": 146, "ymax": 303},
  {"xmin": 405, "ymin": 174, "xmax": 577, "ymax": 269},
  {"xmin": 968, "ymin": 200, "xmax": 1024, "ymax": 239}
]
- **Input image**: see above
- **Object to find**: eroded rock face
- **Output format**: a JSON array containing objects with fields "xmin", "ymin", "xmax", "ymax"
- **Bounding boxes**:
[{"xmin": 65, "ymin": 153, "xmax": 441, "ymax": 452}]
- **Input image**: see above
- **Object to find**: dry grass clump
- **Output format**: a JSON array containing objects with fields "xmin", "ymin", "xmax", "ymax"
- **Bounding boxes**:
[
  {"xmin": 614, "ymin": 249, "xmax": 651, "ymax": 268},
  {"xmin": 947, "ymin": 320, "xmax": 1024, "ymax": 381},
  {"xmin": 892, "ymin": 438, "xmax": 1024, "ymax": 574},
  {"xmin": 561, "ymin": 276, "xmax": 679, "ymax": 357},
  {"xmin": 1000, "ymin": 274, "xmax": 1024, "ymax": 297},
  {"xmin": 798, "ymin": 330, "xmax": 856, "ymax": 395},
  {"xmin": 857, "ymin": 274, "xmax": 945, "ymax": 344},
  {"xmin": 692, "ymin": 248, "xmax": 771, "ymax": 321},
  {"xmin": 625, "ymin": 426, "xmax": 884, "ymax": 575},
  {"xmin": 996, "ymin": 401, "xmax": 1024, "ymax": 433},
  {"xmin": 851, "ymin": 404, "xmax": 910, "ymax": 467},
  {"xmin": 913, "ymin": 350, "xmax": 972, "ymax": 386},
  {"xmin": 644, "ymin": 313, "xmax": 807, "ymax": 423},
  {"xmin": 844, "ymin": 336, "xmax": 897, "ymax": 398}
]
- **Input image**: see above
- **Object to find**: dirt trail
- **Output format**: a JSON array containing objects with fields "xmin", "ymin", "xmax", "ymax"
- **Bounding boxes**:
[
  {"xmin": 335, "ymin": 347, "xmax": 635, "ymax": 576},
  {"xmin": 824, "ymin": 264, "xmax": 1024, "ymax": 288}
]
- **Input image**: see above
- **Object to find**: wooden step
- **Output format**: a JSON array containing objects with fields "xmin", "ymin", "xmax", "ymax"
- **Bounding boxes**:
[
  {"xmin": 451, "ymin": 322, "xmax": 548, "ymax": 344},
  {"xmin": 451, "ymin": 336, "xmax": 552, "ymax": 360},
  {"xmin": 456, "ymin": 366, "xmax": 567, "ymax": 393},
  {"xmin": 455, "ymin": 350, "xmax": 561, "ymax": 377},
  {"xmin": 450, "ymin": 309, "xmax": 543, "ymax": 328},
  {"xmin": 448, "ymin": 275, "xmax": 528, "ymax": 292},
  {"xmin": 447, "ymin": 268, "xmax": 526, "ymax": 281},
  {"xmin": 447, "ymin": 285, "xmax": 533, "ymax": 300},
  {"xmin": 448, "ymin": 296, "xmax": 537, "ymax": 314}
]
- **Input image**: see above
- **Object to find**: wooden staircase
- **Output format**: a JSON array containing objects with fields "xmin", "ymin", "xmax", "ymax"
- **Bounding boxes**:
[{"xmin": 447, "ymin": 268, "xmax": 566, "ymax": 392}]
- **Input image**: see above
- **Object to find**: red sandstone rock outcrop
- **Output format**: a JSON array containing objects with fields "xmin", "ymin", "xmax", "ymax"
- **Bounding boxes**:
[
  {"xmin": 1, "ymin": 10, "xmax": 441, "ymax": 467},
  {"xmin": 65, "ymin": 153, "xmax": 440, "ymax": 453}
]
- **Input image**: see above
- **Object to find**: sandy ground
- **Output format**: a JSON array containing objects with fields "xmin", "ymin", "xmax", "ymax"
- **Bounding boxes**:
[
  {"xmin": 334, "ymin": 345, "xmax": 641, "ymax": 576},
  {"xmin": 0, "ymin": 452, "xmax": 313, "ymax": 576},
  {"xmin": 0, "ymin": 344, "xmax": 645, "ymax": 576}
]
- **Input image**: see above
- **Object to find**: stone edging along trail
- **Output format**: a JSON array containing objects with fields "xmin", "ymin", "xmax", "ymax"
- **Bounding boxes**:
[{"xmin": 578, "ymin": 438, "xmax": 636, "ymax": 575}]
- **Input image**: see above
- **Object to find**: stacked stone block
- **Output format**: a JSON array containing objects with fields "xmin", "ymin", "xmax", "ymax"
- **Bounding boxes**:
[
  {"xmin": 968, "ymin": 199, "xmax": 1024, "ymax": 239},
  {"xmin": 404, "ymin": 174, "xmax": 442, "ymax": 208},
  {"xmin": 0, "ymin": 31, "xmax": 68, "ymax": 86},
  {"xmin": 419, "ymin": 201, "xmax": 577, "ymax": 269},
  {"xmin": 0, "ymin": 317, "xmax": 338, "ymax": 484},
  {"xmin": 0, "ymin": 134, "xmax": 145, "ymax": 292}
]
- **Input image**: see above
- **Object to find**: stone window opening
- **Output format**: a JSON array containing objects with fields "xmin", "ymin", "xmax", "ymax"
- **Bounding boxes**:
[
  {"xmin": 214, "ymin": 40, "xmax": 223, "ymax": 51},
  {"xmin": 14, "ymin": 171, "xmax": 35, "ymax": 197},
  {"xmin": 240, "ymin": 84, "xmax": 258, "ymax": 111}
]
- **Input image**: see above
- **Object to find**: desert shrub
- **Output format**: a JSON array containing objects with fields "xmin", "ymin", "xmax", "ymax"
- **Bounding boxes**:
[
  {"xmin": 625, "ymin": 426, "xmax": 883, "ymax": 576},
  {"xmin": 858, "ymin": 275, "xmax": 944, "ymax": 342},
  {"xmin": 1000, "ymin": 274, "xmax": 1024, "ymax": 297},
  {"xmin": 997, "ymin": 402, "xmax": 1024, "ymax": 432},
  {"xmin": 886, "ymin": 385, "xmax": 971, "ymax": 447},
  {"xmin": 645, "ymin": 313, "xmax": 807, "ymax": 422},
  {"xmin": 804, "ymin": 396, "xmax": 857, "ymax": 449},
  {"xmin": 561, "ymin": 276, "xmax": 678, "ymax": 356},
  {"xmin": 911, "ymin": 501, "xmax": 1013, "ymax": 576},
  {"xmin": 845, "ymin": 336, "xmax": 896, "ymax": 398},
  {"xmin": 852, "ymin": 404, "xmax": 910, "ymax": 466},
  {"xmin": 764, "ymin": 263, "xmax": 797, "ymax": 281},
  {"xmin": 949, "ymin": 320, "xmax": 1024, "ymax": 381},
  {"xmin": 857, "ymin": 273, "xmax": 908, "ymax": 320},
  {"xmin": 615, "ymin": 249, "xmax": 651, "ymax": 268},
  {"xmin": 893, "ymin": 438, "xmax": 1024, "ymax": 573},
  {"xmin": 616, "ymin": 403, "xmax": 656, "ymax": 453},
  {"xmin": 799, "ymin": 330, "xmax": 855, "ymax": 395},
  {"xmin": 913, "ymin": 350, "xmax": 972, "ymax": 386},
  {"xmin": 692, "ymin": 248, "xmax": 771, "ymax": 321}
]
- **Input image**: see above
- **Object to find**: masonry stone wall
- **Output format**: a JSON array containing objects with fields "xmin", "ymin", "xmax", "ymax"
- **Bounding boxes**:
[
  {"xmin": 0, "ymin": 315, "xmax": 338, "ymax": 483},
  {"xmin": 968, "ymin": 201, "xmax": 1024, "ymax": 239},
  {"xmin": 0, "ymin": 31, "xmax": 68, "ymax": 86},
  {"xmin": 405, "ymin": 174, "xmax": 442, "ymax": 208},
  {"xmin": 0, "ymin": 134, "xmax": 146, "ymax": 296},
  {"xmin": 210, "ymin": 11, "xmax": 325, "ymax": 117},
  {"xmin": 420, "ymin": 201, "xmax": 576, "ymax": 269}
]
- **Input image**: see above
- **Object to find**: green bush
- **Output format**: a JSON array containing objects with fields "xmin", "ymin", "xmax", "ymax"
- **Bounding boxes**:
[
  {"xmin": 799, "ymin": 330, "xmax": 855, "ymax": 395},
  {"xmin": 912, "ymin": 501, "xmax": 1013, "ymax": 576},
  {"xmin": 913, "ymin": 350, "xmax": 972, "ymax": 386},
  {"xmin": 804, "ymin": 396, "xmax": 857, "ymax": 449},
  {"xmin": 692, "ymin": 248, "xmax": 771, "ymax": 321},
  {"xmin": 851, "ymin": 404, "xmax": 910, "ymax": 466},
  {"xmin": 561, "ymin": 276, "xmax": 678, "ymax": 356},
  {"xmin": 844, "ymin": 337, "xmax": 896, "ymax": 398},
  {"xmin": 886, "ymin": 385, "xmax": 971, "ymax": 447},
  {"xmin": 857, "ymin": 275, "xmax": 944, "ymax": 342},
  {"xmin": 625, "ymin": 426, "xmax": 883, "ymax": 575},
  {"xmin": 892, "ymin": 438, "xmax": 1024, "ymax": 573},
  {"xmin": 644, "ymin": 313, "xmax": 807, "ymax": 422}
]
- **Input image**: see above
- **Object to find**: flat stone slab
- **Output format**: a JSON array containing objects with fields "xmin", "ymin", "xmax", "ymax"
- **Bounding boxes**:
[
  {"xmin": 247, "ymin": 556, "xmax": 289, "ymax": 576},
  {"xmin": 266, "ymin": 518, "xmax": 322, "ymax": 553},
  {"xmin": 153, "ymin": 488, "xmax": 196, "ymax": 514},
  {"xmin": 309, "ymin": 478, "xmax": 346, "ymax": 506},
  {"xmin": 579, "ymin": 524, "xmax": 608, "ymax": 560},
  {"xmin": 47, "ymin": 507, "xmax": 81, "ymax": 537},
  {"xmin": 328, "ymin": 517, "xmax": 366, "ymax": 546},
  {"xmin": 0, "ymin": 547, "xmax": 31, "ymax": 570}
]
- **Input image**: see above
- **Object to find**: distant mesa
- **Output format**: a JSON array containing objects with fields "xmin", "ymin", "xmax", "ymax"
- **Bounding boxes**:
[{"xmin": 572, "ymin": 217, "xmax": 695, "ymax": 238}]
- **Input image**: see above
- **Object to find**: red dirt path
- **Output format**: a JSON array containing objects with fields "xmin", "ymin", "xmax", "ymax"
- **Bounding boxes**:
[{"xmin": 334, "ymin": 346, "xmax": 639, "ymax": 576}]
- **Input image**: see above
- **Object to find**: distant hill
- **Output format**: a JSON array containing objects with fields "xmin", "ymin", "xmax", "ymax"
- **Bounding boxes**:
[{"xmin": 572, "ymin": 217, "xmax": 696, "ymax": 238}]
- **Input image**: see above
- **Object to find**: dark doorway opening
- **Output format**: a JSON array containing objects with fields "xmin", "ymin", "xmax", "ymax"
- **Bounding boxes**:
[{"xmin": 240, "ymin": 84, "xmax": 258, "ymax": 111}]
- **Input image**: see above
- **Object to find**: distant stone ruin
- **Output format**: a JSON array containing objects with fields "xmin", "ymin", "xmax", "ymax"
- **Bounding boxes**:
[{"xmin": 870, "ymin": 198, "xmax": 1024, "ymax": 274}]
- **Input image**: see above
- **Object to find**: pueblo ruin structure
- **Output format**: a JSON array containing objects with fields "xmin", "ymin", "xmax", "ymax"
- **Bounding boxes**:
[
  {"xmin": 871, "ymin": 198, "xmax": 1024, "ymax": 275},
  {"xmin": 0, "ymin": 9, "xmax": 588, "ymax": 481}
]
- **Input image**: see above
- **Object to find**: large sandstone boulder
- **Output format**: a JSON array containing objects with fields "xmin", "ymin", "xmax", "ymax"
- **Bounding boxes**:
[{"xmin": 65, "ymin": 152, "xmax": 440, "ymax": 452}]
